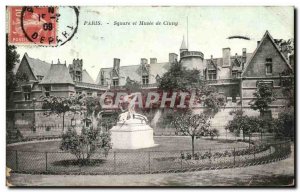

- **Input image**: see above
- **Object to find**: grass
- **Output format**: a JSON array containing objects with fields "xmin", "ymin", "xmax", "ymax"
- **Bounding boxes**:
[{"xmin": 6, "ymin": 137, "xmax": 263, "ymax": 174}]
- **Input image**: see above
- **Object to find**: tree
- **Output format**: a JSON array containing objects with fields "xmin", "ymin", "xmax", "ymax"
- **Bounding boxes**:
[
  {"xmin": 172, "ymin": 110, "xmax": 210, "ymax": 157},
  {"xmin": 60, "ymin": 127, "xmax": 111, "ymax": 165},
  {"xmin": 158, "ymin": 61, "xmax": 225, "ymax": 114},
  {"xmin": 226, "ymin": 115, "xmax": 260, "ymax": 143},
  {"xmin": 124, "ymin": 79, "xmax": 142, "ymax": 93},
  {"xmin": 250, "ymin": 83, "xmax": 276, "ymax": 117},
  {"xmin": 159, "ymin": 61, "xmax": 201, "ymax": 91},
  {"xmin": 40, "ymin": 94, "xmax": 102, "ymax": 131},
  {"xmin": 280, "ymin": 69, "xmax": 294, "ymax": 107},
  {"xmin": 274, "ymin": 38, "xmax": 294, "ymax": 55},
  {"xmin": 274, "ymin": 108, "xmax": 294, "ymax": 140},
  {"xmin": 41, "ymin": 96, "xmax": 73, "ymax": 131},
  {"xmin": 208, "ymin": 128, "xmax": 220, "ymax": 140},
  {"xmin": 160, "ymin": 61, "xmax": 225, "ymax": 156},
  {"xmin": 51, "ymin": 94, "xmax": 112, "ymax": 164},
  {"xmin": 6, "ymin": 34, "xmax": 28, "ymax": 105}
]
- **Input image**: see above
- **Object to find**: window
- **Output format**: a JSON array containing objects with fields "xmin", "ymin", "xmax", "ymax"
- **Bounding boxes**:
[
  {"xmin": 266, "ymin": 58, "xmax": 272, "ymax": 75},
  {"xmin": 257, "ymin": 81, "xmax": 273, "ymax": 88},
  {"xmin": 75, "ymin": 71, "xmax": 81, "ymax": 82},
  {"xmin": 113, "ymin": 79, "xmax": 119, "ymax": 86},
  {"xmin": 87, "ymin": 92, "xmax": 92, "ymax": 96},
  {"xmin": 142, "ymin": 75, "xmax": 149, "ymax": 85},
  {"xmin": 232, "ymin": 71, "xmax": 241, "ymax": 78},
  {"xmin": 23, "ymin": 86, "xmax": 31, "ymax": 101},
  {"xmin": 208, "ymin": 70, "xmax": 217, "ymax": 80},
  {"xmin": 44, "ymin": 86, "xmax": 51, "ymax": 97},
  {"xmin": 100, "ymin": 72, "xmax": 105, "ymax": 85},
  {"xmin": 36, "ymin": 75, "xmax": 44, "ymax": 81},
  {"xmin": 84, "ymin": 118, "xmax": 92, "ymax": 128}
]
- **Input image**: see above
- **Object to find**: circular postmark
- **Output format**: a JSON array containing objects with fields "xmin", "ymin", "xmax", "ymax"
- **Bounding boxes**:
[{"xmin": 20, "ymin": 6, "xmax": 79, "ymax": 46}]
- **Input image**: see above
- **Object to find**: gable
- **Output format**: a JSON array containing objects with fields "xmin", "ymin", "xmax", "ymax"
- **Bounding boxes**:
[
  {"xmin": 16, "ymin": 56, "xmax": 37, "ymax": 81},
  {"xmin": 207, "ymin": 60, "xmax": 217, "ymax": 70},
  {"xmin": 242, "ymin": 32, "xmax": 291, "ymax": 78},
  {"xmin": 141, "ymin": 64, "xmax": 150, "ymax": 75},
  {"xmin": 111, "ymin": 69, "xmax": 119, "ymax": 78}
]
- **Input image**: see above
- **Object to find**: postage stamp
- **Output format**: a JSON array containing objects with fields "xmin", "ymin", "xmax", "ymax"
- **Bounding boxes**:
[
  {"xmin": 9, "ymin": 6, "xmax": 57, "ymax": 45},
  {"xmin": 8, "ymin": 6, "xmax": 79, "ymax": 46},
  {"xmin": 8, "ymin": 7, "xmax": 31, "ymax": 44}
]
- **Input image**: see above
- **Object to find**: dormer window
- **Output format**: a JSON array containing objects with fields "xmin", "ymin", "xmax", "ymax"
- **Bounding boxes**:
[
  {"xmin": 266, "ymin": 58, "xmax": 273, "ymax": 75},
  {"xmin": 142, "ymin": 75, "xmax": 149, "ymax": 85},
  {"xmin": 113, "ymin": 79, "xmax": 119, "ymax": 86},
  {"xmin": 232, "ymin": 70, "xmax": 241, "ymax": 78},
  {"xmin": 22, "ymin": 86, "xmax": 31, "ymax": 101},
  {"xmin": 208, "ymin": 69, "xmax": 217, "ymax": 80},
  {"xmin": 36, "ymin": 75, "xmax": 44, "ymax": 81}
]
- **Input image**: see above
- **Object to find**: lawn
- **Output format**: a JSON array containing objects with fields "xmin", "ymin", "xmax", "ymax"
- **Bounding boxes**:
[
  {"xmin": 6, "ymin": 137, "xmax": 255, "ymax": 174},
  {"xmin": 7, "ymin": 136, "xmax": 249, "ymax": 152}
]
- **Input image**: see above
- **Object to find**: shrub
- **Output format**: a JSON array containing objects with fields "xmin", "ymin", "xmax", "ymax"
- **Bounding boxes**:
[
  {"xmin": 60, "ymin": 127, "xmax": 112, "ymax": 165},
  {"xmin": 274, "ymin": 108, "xmax": 294, "ymax": 140}
]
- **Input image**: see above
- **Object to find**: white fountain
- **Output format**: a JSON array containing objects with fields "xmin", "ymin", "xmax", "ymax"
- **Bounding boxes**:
[{"xmin": 110, "ymin": 93, "xmax": 156, "ymax": 149}]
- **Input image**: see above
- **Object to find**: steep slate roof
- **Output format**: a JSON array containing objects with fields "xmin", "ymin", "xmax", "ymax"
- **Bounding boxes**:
[
  {"xmin": 149, "ymin": 62, "xmax": 170, "ymax": 77},
  {"xmin": 40, "ymin": 64, "xmax": 74, "ymax": 84},
  {"xmin": 242, "ymin": 30, "xmax": 293, "ymax": 76},
  {"xmin": 17, "ymin": 53, "xmax": 52, "ymax": 79},
  {"xmin": 96, "ymin": 62, "xmax": 171, "ymax": 84},
  {"xmin": 82, "ymin": 69, "xmax": 95, "ymax": 84},
  {"xmin": 118, "ymin": 65, "xmax": 141, "ymax": 81}
]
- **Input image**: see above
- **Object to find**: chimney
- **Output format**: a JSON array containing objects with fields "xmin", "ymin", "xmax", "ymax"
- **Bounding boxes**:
[
  {"xmin": 169, "ymin": 53, "xmax": 178, "ymax": 63},
  {"xmin": 150, "ymin": 58, "xmax": 157, "ymax": 64},
  {"xmin": 140, "ymin": 58, "xmax": 148, "ymax": 65},
  {"xmin": 242, "ymin": 48, "xmax": 247, "ymax": 69},
  {"xmin": 222, "ymin": 48, "xmax": 231, "ymax": 67},
  {"xmin": 257, "ymin": 41, "xmax": 261, "ymax": 47},
  {"xmin": 113, "ymin": 58, "xmax": 120, "ymax": 70}
]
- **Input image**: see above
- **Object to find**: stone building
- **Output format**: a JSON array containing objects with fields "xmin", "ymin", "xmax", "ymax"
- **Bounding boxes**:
[
  {"xmin": 96, "ymin": 31, "xmax": 294, "ymax": 116},
  {"xmin": 8, "ymin": 31, "xmax": 294, "ymax": 136},
  {"xmin": 8, "ymin": 53, "xmax": 105, "ymax": 132}
]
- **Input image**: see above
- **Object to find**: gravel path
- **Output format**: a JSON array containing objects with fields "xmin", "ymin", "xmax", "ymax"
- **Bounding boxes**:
[{"xmin": 7, "ymin": 144, "xmax": 294, "ymax": 187}]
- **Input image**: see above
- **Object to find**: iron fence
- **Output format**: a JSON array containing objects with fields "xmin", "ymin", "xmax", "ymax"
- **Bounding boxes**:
[{"xmin": 6, "ymin": 140, "xmax": 291, "ymax": 175}]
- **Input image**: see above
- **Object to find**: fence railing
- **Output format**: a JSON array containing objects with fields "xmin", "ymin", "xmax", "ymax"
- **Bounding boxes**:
[{"xmin": 6, "ymin": 141, "xmax": 291, "ymax": 175}]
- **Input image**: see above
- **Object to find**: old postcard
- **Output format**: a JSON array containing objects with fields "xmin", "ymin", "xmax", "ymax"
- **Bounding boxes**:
[{"xmin": 6, "ymin": 6, "xmax": 295, "ymax": 187}]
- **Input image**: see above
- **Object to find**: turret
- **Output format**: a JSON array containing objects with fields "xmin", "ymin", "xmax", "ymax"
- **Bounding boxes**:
[{"xmin": 180, "ymin": 36, "xmax": 188, "ymax": 53}]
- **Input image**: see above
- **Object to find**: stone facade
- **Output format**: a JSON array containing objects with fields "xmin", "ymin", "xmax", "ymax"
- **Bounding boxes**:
[{"xmin": 8, "ymin": 31, "xmax": 294, "ymax": 132}]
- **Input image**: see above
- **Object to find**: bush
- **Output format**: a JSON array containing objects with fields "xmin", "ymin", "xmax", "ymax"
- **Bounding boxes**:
[
  {"xmin": 274, "ymin": 108, "xmax": 294, "ymax": 140},
  {"xmin": 60, "ymin": 127, "xmax": 112, "ymax": 165},
  {"xmin": 208, "ymin": 128, "xmax": 220, "ymax": 140},
  {"xmin": 225, "ymin": 115, "xmax": 263, "ymax": 140}
]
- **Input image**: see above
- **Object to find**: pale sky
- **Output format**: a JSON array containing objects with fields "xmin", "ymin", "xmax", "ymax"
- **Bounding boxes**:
[{"xmin": 14, "ymin": 6, "xmax": 294, "ymax": 80}]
